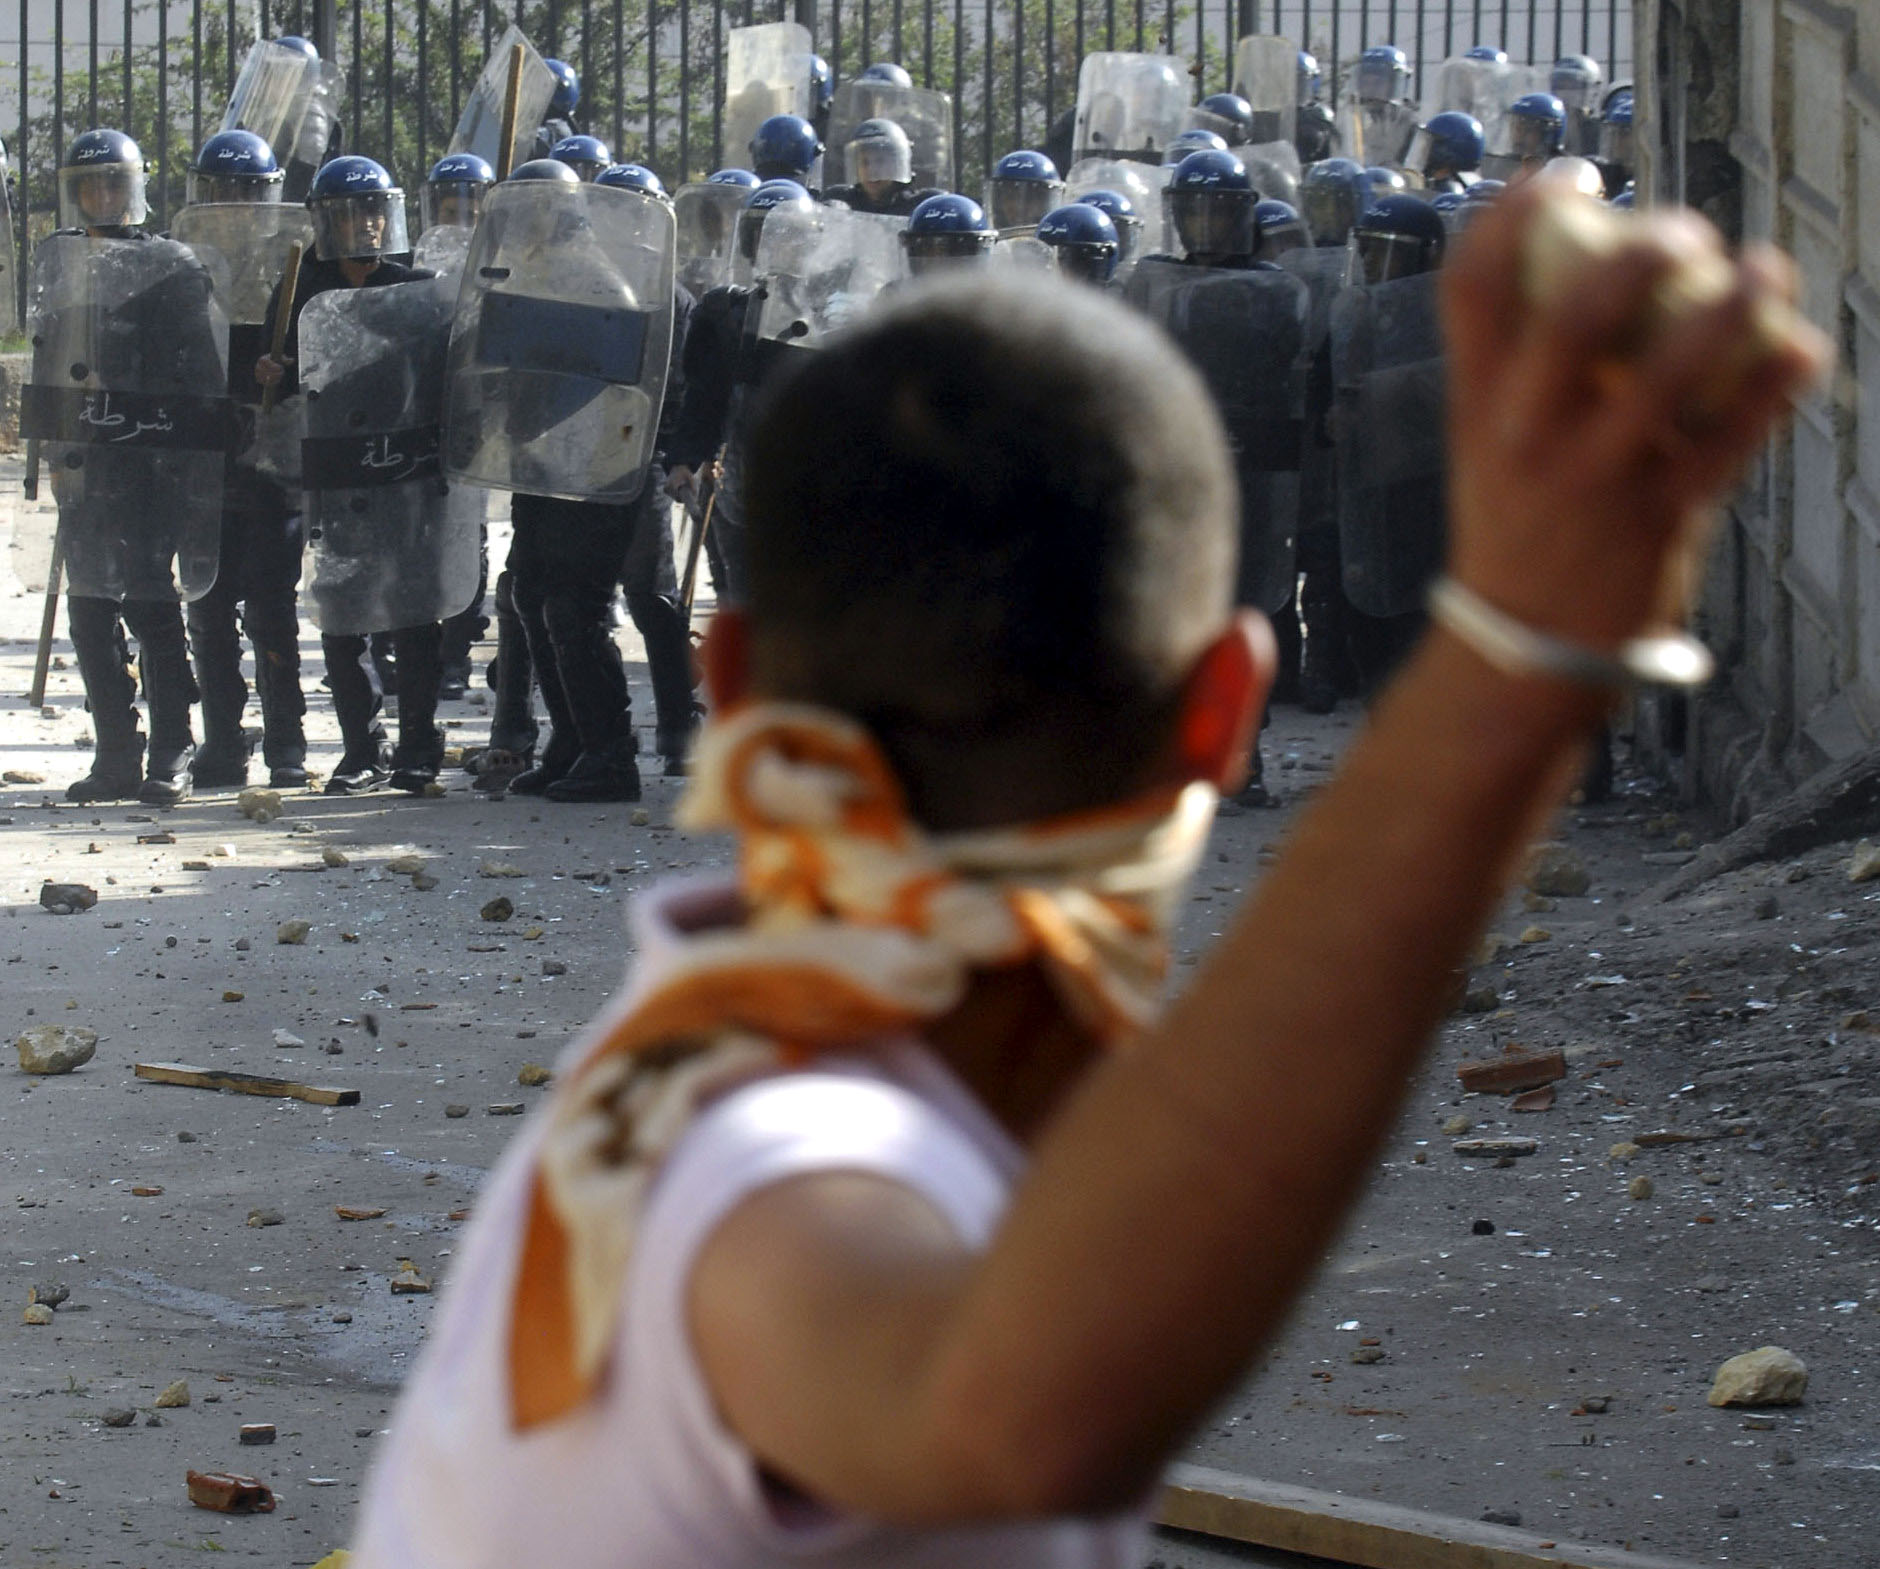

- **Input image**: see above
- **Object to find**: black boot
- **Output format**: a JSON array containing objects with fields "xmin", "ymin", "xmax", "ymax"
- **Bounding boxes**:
[
  {"xmin": 326, "ymin": 738, "xmax": 388, "ymax": 795},
  {"xmin": 127, "ymin": 600, "xmax": 198, "ymax": 806},
  {"xmin": 140, "ymin": 745, "xmax": 196, "ymax": 806},
  {"xmin": 253, "ymin": 626, "xmax": 310, "ymax": 789},
  {"xmin": 507, "ymin": 731, "xmax": 580, "ymax": 796},
  {"xmin": 629, "ymin": 591, "xmax": 702, "ymax": 777},
  {"xmin": 389, "ymin": 725, "xmax": 447, "ymax": 794},
  {"xmin": 67, "ymin": 741, "xmax": 145, "ymax": 804},
  {"xmin": 67, "ymin": 596, "xmax": 145, "ymax": 802},
  {"xmin": 545, "ymin": 736, "xmax": 642, "ymax": 804}
]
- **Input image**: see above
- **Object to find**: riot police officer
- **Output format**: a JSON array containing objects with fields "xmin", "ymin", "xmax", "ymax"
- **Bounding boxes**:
[
  {"xmin": 985, "ymin": 150, "xmax": 1064, "ymax": 234},
  {"xmin": 1299, "ymin": 157, "xmax": 1370, "ymax": 248},
  {"xmin": 1035, "ymin": 203, "xmax": 1119, "ymax": 287},
  {"xmin": 1504, "ymin": 92, "xmax": 1567, "ymax": 177},
  {"xmin": 533, "ymin": 58, "xmax": 583, "ymax": 157},
  {"xmin": 255, "ymin": 154, "xmax": 437, "ymax": 793},
  {"xmin": 1154, "ymin": 147, "xmax": 1265, "ymax": 268},
  {"xmin": 1404, "ymin": 111, "xmax": 1484, "ymax": 193},
  {"xmin": 1597, "ymin": 88, "xmax": 1635, "ymax": 197},
  {"xmin": 664, "ymin": 179, "xmax": 814, "ymax": 603},
  {"xmin": 857, "ymin": 61, "xmax": 913, "ymax": 87},
  {"xmin": 898, "ymin": 193, "xmax": 996, "ymax": 278},
  {"xmin": 807, "ymin": 54, "xmax": 834, "ymax": 143},
  {"xmin": 1551, "ymin": 54, "xmax": 1605, "ymax": 155},
  {"xmin": 822, "ymin": 118, "xmax": 938, "ymax": 216},
  {"xmin": 749, "ymin": 114, "xmax": 823, "ymax": 186},
  {"xmin": 595, "ymin": 161, "xmax": 703, "ymax": 774},
  {"xmin": 1252, "ymin": 198, "xmax": 1307, "ymax": 259},
  {"xmin": 1295, "ymin": 52, "xmax": 1337, "ymax": 163},
  {"xmin": 423, "ymin": 151, "xmax": 495, "ymax": 230},
  {"xmin": 178, "ymin": 129, "xmax": 311, "ymax": 791},
  {"xmin": 1190, "ymin": 92, "xmax": 1256, "ymax": 148},
  {"xmin": 1161, "ymin": 127, "xmax": 1229, "ymax": 167},
  {"xmin": 1074, "ymin": 188, "xmax": 1144, "ymax": 277},
  {"xmin": 35, "ymin": 129, "xmax": 219, "ymax": 804}
]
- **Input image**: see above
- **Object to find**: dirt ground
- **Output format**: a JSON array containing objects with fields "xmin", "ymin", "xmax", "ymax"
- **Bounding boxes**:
[{"xmin": 0, "ymin": 452, "xmax": 1874, "ymax": 1568}]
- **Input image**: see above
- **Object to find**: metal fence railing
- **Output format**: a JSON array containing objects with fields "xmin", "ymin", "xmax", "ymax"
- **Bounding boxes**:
[{"xmin": 4, "ymin": 0, "xmax": 1631, "ymax": 327}]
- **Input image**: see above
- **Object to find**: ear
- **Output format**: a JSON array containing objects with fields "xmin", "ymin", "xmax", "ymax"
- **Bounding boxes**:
[
  {"xmin": 700, "ymin": 607, "xmax": 753, "ymax": 711},
  {"xmin": 1169, "ymin": 611, "xmax": 1276, "ymax": 792}
]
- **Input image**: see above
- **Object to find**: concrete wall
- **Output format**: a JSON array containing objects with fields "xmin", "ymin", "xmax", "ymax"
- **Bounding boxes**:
[{"xmin": 1636, "ymin": 0, "xmax": 1878, "ymax": 818}]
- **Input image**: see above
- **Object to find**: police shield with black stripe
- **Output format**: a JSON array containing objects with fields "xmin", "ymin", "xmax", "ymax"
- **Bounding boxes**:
[
  {"xmin": 1330, "ymin": 192, "xmax": 1448, "ymax": 672},
  {"xmin": 827, "ymin": 65, "xmax": 955, "ymax": 193},
  {"xmin": 1072, "ymin": 51, "xmax": 1191, "ymax": 165},
  {"xmin": 443, "ymin": 155, "xmax": 676, "ymax": 503},
  {"xmin": 22, "ymin": 129, "xmax": 232, "ymax": 805}
]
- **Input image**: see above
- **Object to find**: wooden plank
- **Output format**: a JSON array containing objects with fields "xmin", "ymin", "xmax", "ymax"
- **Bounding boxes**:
[
  {"xmin": 1156, "ymin": 1466, "xmax": 1707, "ymax": 1569},
  {"xmin": 133, "ymin": 1061, "xmax": 361, "ymax": 1107}
]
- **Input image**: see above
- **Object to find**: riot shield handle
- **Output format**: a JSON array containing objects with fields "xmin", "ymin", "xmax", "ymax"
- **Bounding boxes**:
[
  {"xmin": 27, "ymin": 534, "xmax": 62, "ymax": 710},
  {"xmin": 496, "ymin": 45, "xmax": 525, "ymax": 179},
  {"xmin": 262, "ymin": 242, "xmax": 306, "ymax": 416}
]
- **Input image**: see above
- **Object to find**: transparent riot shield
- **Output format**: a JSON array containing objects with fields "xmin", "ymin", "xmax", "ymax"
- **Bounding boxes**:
[
  {"xmin": 448, "ymin": 26, "xmax": 556, "ymax": 176},
  {"xmin": 753, "ymin": 205, "xmax": 904, "ymax": 347},
  {"xmin": 1329, "ymin": 271, "xmax": 1446, "ymax": 618},
  {"xmin": 1434, "ymin": 56, "xmax": 1501, "ymax": 120},
  {"xmin": 0, "ymin": 147, "xmax": 17, "ymax": 336},
  {"xmin": 172, "ymin": 202, "xmax": 313, "ymax": 476},
  {"xmin": 220, "ymin": 40, "xmax": 321, "ymax": 161},
  {"xmin": 1335, "ymin": 99, "xmax": 1420, "ymax": 167},
  {"xmin": 299, "ymin": 278, "xmax": 482, "ymax": 635},
  {"xmin": 1241, "ymin": 139, "xmax": 1301, "ymax": 205},
  {"xmin": 723, "ymin": 22, "xmax": 817, "ymax": 170},
  {"xmin": 1073, "ymin": 53, "xmax": 1190, "ymax": 165},
  {"xmin": 1231, "ymin": 35, "xmax": 1299, "ymax": 145},
  {"xmin": 674, "ymin": 183, "xmax": 747, "ymax": 299},
  {"xmin": 1479, "ymin": 64, "xmax": 1550, "ymax": 180},
  {"xmin": 445, "ymin": 178, "xmax": 676, "ymax": 503},
  {"xmin": 828, "ymin": 82, "xmax": 956, "ymax": 192},
  {"xmin": 413, "ymin": 222, "xmax": 473, "ymax": 280},
  {"xmin": 1275, "ymin": 244, "xmax": 1351, "ymax": 344},
  {"xmin": 992, "ymin": 235, "xmax": 1054, "ymax": 269},
  {"xmin": 17, "ymin": 234, "xmax": 229, "ymax": 602},
  {"xmin": 1123, "ymin": 258, "xmax": 1309, "ymax": 612}
]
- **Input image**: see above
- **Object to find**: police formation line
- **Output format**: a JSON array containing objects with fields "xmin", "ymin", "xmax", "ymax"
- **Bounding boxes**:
[{"xmin": 10, "ymin": 29, "xmax": 1638, "ymax": 813}]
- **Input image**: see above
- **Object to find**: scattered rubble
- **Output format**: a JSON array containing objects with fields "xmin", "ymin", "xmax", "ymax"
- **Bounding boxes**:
[
  {"xmin": 236, "ymin": 788, "xmax": 283, "ymax": 823},
  {"xmin": 39, "ymin": 881, "xmax": 97, "ymax": 913},
  {"xmin": 186, "ymin": 1470, "xmax": 276, "ymax": 1513},
  {"xmin": 155, "ymin": 1380, "xmax": 190, "ymax": 1408},
  {"xmin": 480, "ymin": 895, "xmax": 515, "ymax": 922},
  {"xmin": 277, "ymin": 918, "xmax": 312, "ymax": 945},
  {"xmin": 17, "ymin": 1024, "xmax": 97, "ymax": 1074}
]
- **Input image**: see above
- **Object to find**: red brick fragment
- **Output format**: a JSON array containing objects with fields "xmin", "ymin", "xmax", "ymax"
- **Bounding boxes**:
[
  {"xmin": 186, "ymin": 1470, "xmax": 276, "ymax": 1514},
  {"xmin": 1456, "ymin": 1046, "xmax": 1568, "ymax": 1095}
]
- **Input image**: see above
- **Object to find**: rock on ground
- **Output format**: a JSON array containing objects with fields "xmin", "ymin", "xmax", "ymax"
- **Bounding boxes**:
[
  {"xmin": 1709, "ymin": 1346, "xmax": 1809, "ymax": 1407},
  {"xmin": 17, "ymin": 1024, "xmax": 98, "ymax": 1074}
]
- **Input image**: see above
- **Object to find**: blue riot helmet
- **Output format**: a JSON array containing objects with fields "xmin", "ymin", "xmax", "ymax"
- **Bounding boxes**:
[
  {"xmin": 544, "ymin": 58, "xmax": 581, "ymax": 119},
  {"xmin": 846, "ymin": 118, "xmax": 914, "ymax": 188},
  {"xmin": 1600, "ymin": 89, "xmax": 1635, "ymax": 170},
  {"xmin": 507, "ymin": 157, "xmax": 582, "ymax": 182},
  {"xmin": 1550, "ymin": 54, "xmax": 1604, "ymax": 113},
  {"xmin": 1298, "ymin": 156, "xmax": 1368, "ymax": 247},
  {"xmin": 1166, "ymin": 148, "xmax": 1257, "ymax": 262},
  {"xmin": 1609, "ymin": 186, "xmax": 1635, "ymax": 210},
  {"xmin": 1294, "ymin": 99, "xmax": 1338, "ymax": 162},
  {"xmin": 1075, "ymin": 187, "xmax": 1144, "ymax": 271},
  {"xmin": 900, "ymin": 192, "xmax": 995, "ymax": 277},
  {"xmin": 307, "ymin": 154, "xmax": 409, "ymax": 260},
  {"xmin": 1507, "ymin": 93, "xmax": 1568, "ymax": 159},
  {"xmin": 1428, "ymin": 189, "xmax": 1467, "ymax": 230},
  {"xmin": 749, "ymin": 113, "xmax": 823, "ymax": 181},
  {"xmin": 274, "ymin": 34, "xmax": 320, "ymax": 59},
  {"xmin": 60, "ymin": 127, "xmax": 148, "ymax": 228},
  {"xmin": 859, "ymin": 62, "xmax": 914, "ymax": 87},
  {"xmin": 422, "ymin": 150, "xmax": 495, "ymax": 228},
  {"xmin": 1297, "ymin": 51, "xmax": 1322, "ymax": 103},
  {"xmin": 985, "ymin": 149, "xmax": 1064, "ymax": 231},
  {"xmin": 596, "ymin": 162, "xmax": 669, "ymax": 201},
  {"xmin": 735, "ymin": 178, "xmax": 815, "ymax": 265},
  {"xmin": 1036, "ymin": 202, "xmax": 1119, "ymax": 284},
  {"xmin": 1464, "ymin": 44, "xmax": 1508, "ymax": 64},
  {"xmin": 1193, "ymin": 92, "xmax": 1256, "ymax": 147},
  {"xmin": 706, "ymin": 166, "xmax": 763, "ymax": 189},
  {"xmin": 1364, "ymin": 165, "xmax": 1408, "ymax": 197},
  {"xmin": 1355, "ymin": 45, "xmax": 1410, "ymax": 105},
  {"xmin": 1161, "ymin": 127, "xmax": 1230, "ymax": 167},
  {"xmin": 188, "ymin": 128, "xmax": 283, "ymax": 205},
  {"xmin": 1352, "ymin": 192, "xmax": 1445, "ymax": 283},
  {"xmin": 550, "ymin": 133, "xmax": 612, "ymax": 181},
  {"xmin": 1253, "ymin": 198, "xmax": 1307, "ymax": 258},
  {"xmin": 1404, "ymin": 111, "xmax": 1484, "ymax": 186}
]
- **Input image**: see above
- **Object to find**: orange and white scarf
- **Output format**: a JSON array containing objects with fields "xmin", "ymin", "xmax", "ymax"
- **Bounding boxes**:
[{"xmin": 508, "ymin": 701, "xmax": 1216, "ymax": 1429}]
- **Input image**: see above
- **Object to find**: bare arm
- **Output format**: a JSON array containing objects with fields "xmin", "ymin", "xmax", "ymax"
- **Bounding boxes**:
[{"xmin": 691, "ymin": 183, "xmax": 1830, "ymax": 1524}]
